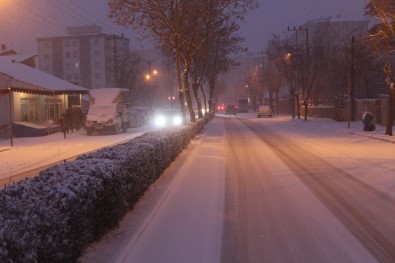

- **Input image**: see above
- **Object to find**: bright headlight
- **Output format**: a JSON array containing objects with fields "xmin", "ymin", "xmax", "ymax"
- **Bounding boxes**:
[
  {"xmin": 154, "ymin": 115, "xmax": 166, "ymax": 126},
  {"xmin": 172, "ymin": 116, "xmax": 182, "ymax": 125}
]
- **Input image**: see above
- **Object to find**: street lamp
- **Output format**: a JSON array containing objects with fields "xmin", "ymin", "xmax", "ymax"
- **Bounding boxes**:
[{"xmin": 144, "ymin": 68, "xmax": 158, "ymax": 108}]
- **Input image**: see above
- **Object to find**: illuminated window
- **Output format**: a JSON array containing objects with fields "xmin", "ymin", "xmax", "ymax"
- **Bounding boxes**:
[{"xmin": 20, "ymin": 98, "xmax": 39, "ymax": 122}]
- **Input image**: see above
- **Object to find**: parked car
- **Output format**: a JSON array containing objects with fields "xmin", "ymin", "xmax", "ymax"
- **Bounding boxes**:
[
  {"xmin": 85, "ymin": 88, "xmax": 131, "ymax": 135},
  {"xmin": 257, "ymin": 105, "xmax": 272, "ymax": 118},
  {"xmin": 225, "ymin": 104, "xmax": 237, "ymax": 115}
]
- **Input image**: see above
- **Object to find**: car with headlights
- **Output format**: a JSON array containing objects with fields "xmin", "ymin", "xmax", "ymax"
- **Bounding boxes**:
[
  {"xmin": 152, "ymin": 109, "xmax": 183, "ymax": 127},
  {"xmin": 257, "ymin": 105, "xmax": 272, "ymax": 118}
]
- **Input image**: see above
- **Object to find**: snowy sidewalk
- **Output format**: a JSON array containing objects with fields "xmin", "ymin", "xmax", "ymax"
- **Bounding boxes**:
[
  {"xmin": 1, "ymin": 117, "xmax": 394, "ymax": 185},
  {"xmin": 0, "ymin": 126, "xmax": 152, "ymax": 184}
]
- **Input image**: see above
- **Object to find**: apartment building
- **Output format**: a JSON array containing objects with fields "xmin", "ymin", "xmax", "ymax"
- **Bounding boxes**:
[{"xmin": 37, "ymin": 25, "xmax": 130, "ymax": 90}]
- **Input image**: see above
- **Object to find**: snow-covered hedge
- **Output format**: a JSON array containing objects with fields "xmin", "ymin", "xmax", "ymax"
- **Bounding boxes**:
[{"xmin": 0, "ymin": 115, "xmax": 212, "ymax": 262}]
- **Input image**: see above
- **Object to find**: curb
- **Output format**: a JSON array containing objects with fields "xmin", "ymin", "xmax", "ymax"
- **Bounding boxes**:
[{"xmin": 339, "ymin": 129, "xmax": 395, "ymax": 144}]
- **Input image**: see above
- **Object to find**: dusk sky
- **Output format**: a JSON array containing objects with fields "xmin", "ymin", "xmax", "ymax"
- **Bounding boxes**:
[{"xmin": 0, "ymin": 0, "xmax": 369, "ymax": 55}]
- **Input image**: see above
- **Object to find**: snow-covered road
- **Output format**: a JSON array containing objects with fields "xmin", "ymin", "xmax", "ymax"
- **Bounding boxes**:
[{"xmin": 79, "ymin": 114, "xmax": 395, "ymax": 263}]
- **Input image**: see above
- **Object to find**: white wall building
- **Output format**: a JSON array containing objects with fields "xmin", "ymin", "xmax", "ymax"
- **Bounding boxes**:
[{"xmin": 37, "ymin": 25, "xmax": 130, "ymax": 90}]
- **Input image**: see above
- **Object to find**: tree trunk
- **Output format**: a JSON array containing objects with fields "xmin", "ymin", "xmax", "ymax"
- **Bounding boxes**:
[
  {"xmin": 275, "ymin": 90, "xmax": 280, "ymax": 115},
  {"xmin": 296, "ymin": 94, "xmax": 300, "ymax": 119},
  {"xmin": 200, "ymin": 85, "xmax": 207, "ymax": 115},
  {"xmin": 209, "ymin": 76, "xmax": 216, "ymax": 112},
  {"xmin": 175, "ymin": 39, "xmax": 187, "ymax": 124},
  {"xmin": 183, "ymin": 66, "xmax": 195, "ymax": 122},
  {"xmin": 304, "ymin": 99, "xmax": 308, "ymax": 121},
  {"xmin": 290, "ymin": 89, "xmax": 295, "ymax": 118},
  {"xmin": 384, "ymin": 57, "xmax": 393, "ymax": 136},
  {"xmin": 192, "ymin": 76, "xmax": 203, "ymax": 118},
  {"xmin": 385, "ymin": 89, "xmax": 394, "ymax": 136}
]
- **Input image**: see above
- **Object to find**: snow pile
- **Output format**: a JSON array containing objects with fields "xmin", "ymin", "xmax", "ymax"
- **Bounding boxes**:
[{"xmin": 0, "ymin": 115, "xmax": 212, "ymax": 262}]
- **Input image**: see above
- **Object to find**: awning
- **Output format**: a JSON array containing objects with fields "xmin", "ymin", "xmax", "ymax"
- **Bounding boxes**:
[{"xmin": 0, "ymin": 57, "xmax": 88, "ymax": 95}]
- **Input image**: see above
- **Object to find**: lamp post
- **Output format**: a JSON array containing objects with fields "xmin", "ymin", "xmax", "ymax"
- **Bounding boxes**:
[{"xmin": 144, "ymin": 63, "xmax": 158, "ymax": 108}]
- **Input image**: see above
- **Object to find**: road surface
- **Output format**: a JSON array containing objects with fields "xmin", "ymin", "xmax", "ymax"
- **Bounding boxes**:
[{"xmin": 80, "ymin": 115, "xmax": 395, "ymax": 263}]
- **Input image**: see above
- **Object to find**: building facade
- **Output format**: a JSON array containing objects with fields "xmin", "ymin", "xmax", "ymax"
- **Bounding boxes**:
[{"xmin": 37, "ymin": 25, "xmax": 130, "ymax": 90}]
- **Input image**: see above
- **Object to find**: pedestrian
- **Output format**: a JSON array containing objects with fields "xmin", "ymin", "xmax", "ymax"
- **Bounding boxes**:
[
  {"xmin": 66, "ymin": 108, "xmax": 73, "ymax": 133},
  {"xmin": 60, "ymin": 113, "xmax": 69, "ymax": 139}
]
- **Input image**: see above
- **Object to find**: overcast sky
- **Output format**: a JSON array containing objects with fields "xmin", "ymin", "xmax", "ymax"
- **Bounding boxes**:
[{"xmin": 0, "ymin": 0, "xmax": 369, "ymax": 55}]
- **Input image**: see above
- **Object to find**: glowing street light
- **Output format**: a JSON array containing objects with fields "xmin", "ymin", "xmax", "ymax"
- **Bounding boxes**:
[{"xmin": 145, "ymin": 69, "xmax": 159, "ymax": 107}]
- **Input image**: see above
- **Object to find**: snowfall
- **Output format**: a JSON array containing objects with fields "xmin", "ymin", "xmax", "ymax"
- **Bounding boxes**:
[{"xmin": 1, "ymin": 114, "xmax": 395, "ymax": 262}]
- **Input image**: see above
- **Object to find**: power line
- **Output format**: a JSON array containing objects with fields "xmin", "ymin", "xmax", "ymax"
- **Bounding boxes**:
[
  {"xmin": 44, "ymin": 1, "xmax": 95, "ymax": 27},
  {"xmin": 17, "ymin": 1, "xmax": 67, "ymax": 33},
  {"xmin": 68, "ymin": 0, "xmax": 122, "ymax": 34}
]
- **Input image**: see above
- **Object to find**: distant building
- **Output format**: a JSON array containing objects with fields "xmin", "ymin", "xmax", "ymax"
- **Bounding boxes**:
[
  {"xmin": 287, "ymin": 19, "xmax": 369, "ymax": 47},
  {"xmin": 37, "ymin": 25, "xmax": 130, "ymax": 90}
]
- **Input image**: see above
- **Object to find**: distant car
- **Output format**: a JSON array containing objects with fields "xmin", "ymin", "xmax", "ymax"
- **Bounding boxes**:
[
  {"xmin": 257, "ymin": 105, "xmax": 272, "ymax": 118},
  {"xmin": 225, "ymin": 104, "xmax": 237, "ymax": 115},
  {"xmin": 216, "ymin": 104, "xmax": 225, "ymax": 111},
  {"xmin": 152, "ymin": 109, "xmax": 183, "ymax": 127}
]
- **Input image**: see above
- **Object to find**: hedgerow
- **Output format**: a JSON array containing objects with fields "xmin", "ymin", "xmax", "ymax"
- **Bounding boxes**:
[{"xmin": 0, "ymin": 115, "xmax": 212, "ymax": 263}]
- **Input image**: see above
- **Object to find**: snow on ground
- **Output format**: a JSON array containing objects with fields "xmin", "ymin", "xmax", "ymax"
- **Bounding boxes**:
[
  {"xmin": 1, "ymin": 115, "xmax": 394, "ymax": 185},
  {"xmin": 0, "ymin": 125, "xmax": 155, "ymax": 180},
  {"xmin": 257, "ymin": 115, "xmax": 395, "ymax": 199},
  {"xmin": 78, "ymin": 114, "xmax": 395, "ymax": 262}
]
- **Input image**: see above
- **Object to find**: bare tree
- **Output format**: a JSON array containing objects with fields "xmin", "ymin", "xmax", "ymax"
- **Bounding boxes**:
[
  {"xmin": 262, "ymin": 58, "xmax": 282, "ymax": 114},
  {"xmin": 109, "ymin": 0, "xmax": 257, "ymax": 123},
  {"xmin": 245, "ymin": 65, "xmax": 263, "ymax": 110},
  {"xmin": 269, "ymin": 38, "xmax": 298, "ymax": 118},
  {"xmin": 365, "ymin": 0, "xmax": 395, "ymax": 135},
  {"xmin": 116, "ymin": 51, "xmax": 144, "ymax": 106}
]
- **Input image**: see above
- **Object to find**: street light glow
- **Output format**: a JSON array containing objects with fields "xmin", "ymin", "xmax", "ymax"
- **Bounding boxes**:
[{"xmin": 145, "ymin": 70, "xmax": 158, "ymax": 81}]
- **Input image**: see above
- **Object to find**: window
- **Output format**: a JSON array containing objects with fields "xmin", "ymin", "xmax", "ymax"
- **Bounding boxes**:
[
  {"xmin": 65, "ymin": 52, "xmax": 71, "ymax": 58},
  {"xmin": 45, "ymin": 98, "xmax": 62, "ymax": 123},
  {"xmin": 94, "ymin": 50, "xmax": 100, "ymax": 56},
  {"xmin": 20, "ymin": 98, "xmax": 39, "ymax": 122},
  {"xmin": 95, "ymin": 73, "xmax": 101, "ymax": 79},
  {"xmin": 95, "ymin": 61, "xmax": 101, "ymax": 68}
]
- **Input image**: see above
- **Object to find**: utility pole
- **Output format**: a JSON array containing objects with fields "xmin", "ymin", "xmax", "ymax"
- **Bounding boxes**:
[
  {"xmin": 350, "ymin": 36, "xmax": 356, "ymax": 122},
  {"xmin": 288, "ymin": 26, "xmax": 309, "ymax": 120}
]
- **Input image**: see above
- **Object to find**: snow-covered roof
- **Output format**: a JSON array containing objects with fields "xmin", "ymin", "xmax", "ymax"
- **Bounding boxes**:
[
  {"xmin": 89, "ymin": 88, "xmax": 129, "ymax": 104},
  {"xmin": 0, "ymin": 56, "xmax": 88, "ymax": 95}
]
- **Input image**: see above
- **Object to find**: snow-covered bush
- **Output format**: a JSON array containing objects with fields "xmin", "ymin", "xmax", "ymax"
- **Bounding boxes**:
[{"xmin": 0, "ymin": 114, "xmax": 212, "ymax": 262}]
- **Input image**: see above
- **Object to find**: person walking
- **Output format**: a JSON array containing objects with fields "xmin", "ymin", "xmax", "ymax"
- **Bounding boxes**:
[{"xmin": 60, "ymin": 113, "xmax": 69, "ymax": 139}]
